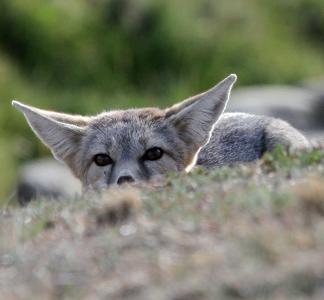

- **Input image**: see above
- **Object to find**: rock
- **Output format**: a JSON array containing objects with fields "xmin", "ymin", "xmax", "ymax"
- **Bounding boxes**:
[
  {"xmin": 17, "ymin": 158, "xmax": 82, "ymax": 205},
  {"xmin": 228, "ymin": 85, "xmax": 324, "ymax": 144},
  {"xmin": 228, "ymin": 85, "xmax": 324, "ymax": 131}
]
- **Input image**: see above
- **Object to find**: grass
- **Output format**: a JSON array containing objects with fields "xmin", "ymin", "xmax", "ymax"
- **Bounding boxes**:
[{"xmin": 1, "ymin": 148, "xmax": 324, "ymax": 299}]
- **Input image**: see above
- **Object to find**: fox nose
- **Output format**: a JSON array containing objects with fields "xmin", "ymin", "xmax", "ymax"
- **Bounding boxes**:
[{"xmin": 117, "ymin": 175, "xmax": 135, "ymax": 185}]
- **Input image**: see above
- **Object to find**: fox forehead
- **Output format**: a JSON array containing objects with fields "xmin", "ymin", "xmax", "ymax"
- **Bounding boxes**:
[
  {"xmin": 93, "ymin": 107, "xmax": 166, "ymax": 123},
  {"xmin": 81, "ymin": 108, "xmax": 182, "ymax": 159}
]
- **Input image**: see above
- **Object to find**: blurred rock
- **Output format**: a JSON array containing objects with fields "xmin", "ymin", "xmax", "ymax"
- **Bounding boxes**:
[
  {"xmin": 17, "ymin": 158, "xmax": 81, "ymax": 205},
  {"xmin": 229, "ymin": 86, "xmax": 322, "ymax": 129},
  {"xmin": 302, "ymin": 77, "xmax": 324, "ymax": 94},
  {"xmin": 228, "ymin": 85, "xmax": 324, "ymax": 143}
]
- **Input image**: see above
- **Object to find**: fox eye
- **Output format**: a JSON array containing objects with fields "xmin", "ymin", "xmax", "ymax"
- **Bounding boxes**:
[
  {"xmin": 143, "ymin": 147, "xmax": 164, "ymax": 161},
  {"xmin": 93, "ymin": 153, "xmax": 113, "ymax": 166}
]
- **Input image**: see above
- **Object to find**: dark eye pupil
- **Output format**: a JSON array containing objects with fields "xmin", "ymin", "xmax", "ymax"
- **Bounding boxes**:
[
  {"xmin": 94, "ymin": 154, "xmax": 112, "ymax": 166},
  {"xmin": 143, "ymin": 147, "xmax": 163, "ymax": 161}
]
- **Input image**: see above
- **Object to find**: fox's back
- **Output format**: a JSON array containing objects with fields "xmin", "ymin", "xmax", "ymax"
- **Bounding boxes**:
[{"xmin": 197, "ymin": 112, "xmax": 309, "ymax": 168}]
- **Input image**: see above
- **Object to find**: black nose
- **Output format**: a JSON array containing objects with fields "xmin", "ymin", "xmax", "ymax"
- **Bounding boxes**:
[{"xmin": 117, "ymin": 175, "xmax": 135, "ymax": 185}]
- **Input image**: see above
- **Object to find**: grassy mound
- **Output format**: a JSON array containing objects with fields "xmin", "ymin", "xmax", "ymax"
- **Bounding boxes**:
[{"xmin": 1, "ymin": 148, "xmax": 324, "ymax": 299}]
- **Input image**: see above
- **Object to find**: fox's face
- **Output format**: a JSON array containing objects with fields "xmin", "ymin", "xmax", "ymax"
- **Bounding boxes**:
[{"xmin": 13, "ymin": 74, "xmax": 236, "ymax": 192}]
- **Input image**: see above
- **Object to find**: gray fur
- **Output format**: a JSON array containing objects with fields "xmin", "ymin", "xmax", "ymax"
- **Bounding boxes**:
[
  {"xmin": 12, "ymin": 74, "xmax": 309, "ymax": 192},
  {"xmin": 197, "ymin": 112, "xmax": 309, "ymax": 168}
]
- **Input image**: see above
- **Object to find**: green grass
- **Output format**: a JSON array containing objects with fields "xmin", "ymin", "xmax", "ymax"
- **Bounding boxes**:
[{"xmin": 1, "ymin": 148, "xmax": 324, "ymax": 299}]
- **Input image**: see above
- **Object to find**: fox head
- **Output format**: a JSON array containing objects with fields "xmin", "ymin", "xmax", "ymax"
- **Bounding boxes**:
[{"xmin": 12, "ymin": 74, "xmax": 236, "ymax": 191}]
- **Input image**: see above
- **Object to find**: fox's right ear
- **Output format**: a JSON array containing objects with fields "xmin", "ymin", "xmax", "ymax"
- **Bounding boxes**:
[
  {"xmin": 165, "ymin": 74, "xmax": 237, "ymax": 152},
  {"xmin": 12, "ymin": 101, "xmax": 89, "ymax": 168}
]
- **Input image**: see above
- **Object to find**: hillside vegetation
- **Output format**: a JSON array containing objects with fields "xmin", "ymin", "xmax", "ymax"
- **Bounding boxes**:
[{"xmin": 0, "ymin": 148, "xmax": 324, "ymax": 299}]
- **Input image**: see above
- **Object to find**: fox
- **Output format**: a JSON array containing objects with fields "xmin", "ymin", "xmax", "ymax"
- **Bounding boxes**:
[{"xmin": 12, "ymin": 74, "xmax": 309, "ymax": 192}]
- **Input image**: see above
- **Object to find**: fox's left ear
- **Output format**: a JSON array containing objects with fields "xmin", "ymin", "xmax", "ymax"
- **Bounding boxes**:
[
  {"xmin": 165, "ymin": 74, "xmax": 237, "ymax": 150},
  {"xmin": 12, "ymin": 101, "xmax": 89, "ymax": 170}
]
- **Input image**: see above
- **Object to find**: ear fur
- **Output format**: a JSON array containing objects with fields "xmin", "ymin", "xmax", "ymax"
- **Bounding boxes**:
[
  {"xmin": 165, "ymin": 74, "xmax": 237, "ymax": 160},
  {"xmin": 12, "ymin": 101, "xmax": 88, "ymax": 166}
]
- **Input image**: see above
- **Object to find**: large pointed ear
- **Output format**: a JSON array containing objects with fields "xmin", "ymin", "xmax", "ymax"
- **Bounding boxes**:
[
  {"xmin": 165, "ymin": 74, "xmax": 237, "ymax": 150},
  {"xmin": 12, "ymin": 101, "xmax": 88, "ymax": 166}
]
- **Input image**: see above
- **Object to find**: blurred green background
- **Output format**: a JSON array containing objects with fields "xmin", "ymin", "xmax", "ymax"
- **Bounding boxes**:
[{"xmin": 0, "ymin": 0, "xmax": 324, "ymax": 200}]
